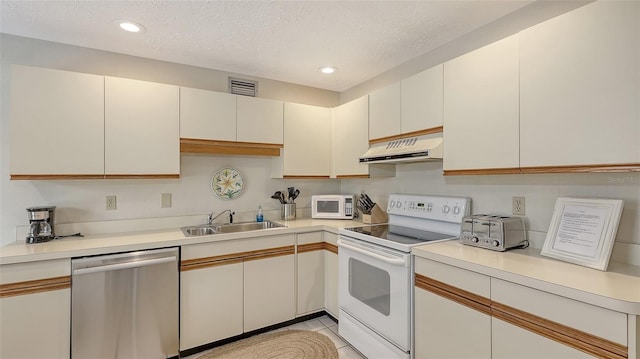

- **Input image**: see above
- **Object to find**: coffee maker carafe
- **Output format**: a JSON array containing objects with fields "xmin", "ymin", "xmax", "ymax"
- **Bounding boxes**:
[{"xmin": 26, "ymin": 206, "xmax": 56, "ymax": 243}]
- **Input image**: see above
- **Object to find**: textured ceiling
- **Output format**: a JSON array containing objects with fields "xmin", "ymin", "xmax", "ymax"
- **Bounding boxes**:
[{"xmin": 0, "ymin": 1, "xmax": 533, "ymax": 92}]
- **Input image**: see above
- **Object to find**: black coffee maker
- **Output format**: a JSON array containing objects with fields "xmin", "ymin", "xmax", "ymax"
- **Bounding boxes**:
[{"xmin": 26, "ymin": 206, "xmax": 56, "ymax": 243}]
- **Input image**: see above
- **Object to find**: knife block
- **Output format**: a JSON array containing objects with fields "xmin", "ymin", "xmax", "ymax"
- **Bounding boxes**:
[{"xmin": 363, "ymin": 204, "xmax": 388, "ymax": 224}]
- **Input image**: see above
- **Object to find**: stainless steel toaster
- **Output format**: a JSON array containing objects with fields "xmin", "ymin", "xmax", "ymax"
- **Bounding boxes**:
[{"xmin": 460, "ymin": 214, "xmax": 527, "ymax": 251}]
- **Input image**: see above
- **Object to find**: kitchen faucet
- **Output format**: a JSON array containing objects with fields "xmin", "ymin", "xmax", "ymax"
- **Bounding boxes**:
[{"xmin": 208, "ymin": 209, "xmax": 235, "ymax": 225}]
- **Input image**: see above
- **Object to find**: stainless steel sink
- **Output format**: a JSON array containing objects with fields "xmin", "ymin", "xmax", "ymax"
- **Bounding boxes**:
[
  {"xmin": 214, "ymin": 221, "xmax": 285, "ymax": 234},
  {"xmin": 180, "ymin": 221, "xmax": 285, "ymax": 237},
  {"xmin": 181, "ymin": 226, "xmax": 217, "ymax": 237}
]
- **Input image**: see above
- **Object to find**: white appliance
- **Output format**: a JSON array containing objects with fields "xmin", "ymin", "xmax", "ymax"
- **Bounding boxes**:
[
  {"xmin": 338, "ymin": 194, "xmax": 470, "ymax": 359},
  {"xmin": 359, "ymin": 135, "xmax": 443, "ymax": 164},
  {"xmin": 311, "ymin": 194, "xmax": 355, "ymax": 219}
]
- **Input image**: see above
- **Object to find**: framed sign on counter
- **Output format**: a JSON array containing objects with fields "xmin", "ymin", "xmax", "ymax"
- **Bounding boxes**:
[{"xmin": 541, "ymin": 197, "xmax": 624, "ymax": 271}]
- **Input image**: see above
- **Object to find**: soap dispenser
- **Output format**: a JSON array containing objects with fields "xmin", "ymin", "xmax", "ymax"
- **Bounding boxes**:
[{"xmin": 256, "ymin": 205, "xmax": 264, "ymax": 222}]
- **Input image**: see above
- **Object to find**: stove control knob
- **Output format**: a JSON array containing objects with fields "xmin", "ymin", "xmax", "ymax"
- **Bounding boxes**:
[
  {"xmin": 471, "ymin": 236, "xmax": 479, "ymax": 243},
  {"xmin": 442, "ymin": 204, "xmax": 450, "ymax": 214},
  {"xmin": 452, "ymin": 206, "xmax": 461, "ymax": 215},
  {"xmin": 492, "ymin": 240, "xmax": 500, "ymax": 247}
]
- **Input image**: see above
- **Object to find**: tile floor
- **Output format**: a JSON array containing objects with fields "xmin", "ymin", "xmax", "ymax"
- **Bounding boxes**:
[{"xmin": 183, "ymin": 315, "xmax": 366, "ymax": 359}]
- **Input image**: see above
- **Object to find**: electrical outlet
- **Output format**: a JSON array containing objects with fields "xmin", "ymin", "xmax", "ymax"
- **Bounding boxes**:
[
  {"xmin": 512, "ymin": 196, "xmax": 525, "ymax": 216},
  {"xmin": 161, "ymin": 193, "xmax": 172, "ymax": 208},
  {"xmin": 106, "ymin": 195, "xmax": 117, "ymax": 210}
]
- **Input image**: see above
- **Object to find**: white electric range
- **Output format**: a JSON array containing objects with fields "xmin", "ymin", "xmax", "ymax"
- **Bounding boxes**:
[{"xmin": 338, "ymin": 194, "xmax": 470, "ymax": 359}]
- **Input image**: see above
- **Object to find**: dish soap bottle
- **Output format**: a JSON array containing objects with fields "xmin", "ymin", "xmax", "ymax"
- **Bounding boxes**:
[{"xmin": 256, "ymin": 205, "xmax": 264, "ymax": 222}]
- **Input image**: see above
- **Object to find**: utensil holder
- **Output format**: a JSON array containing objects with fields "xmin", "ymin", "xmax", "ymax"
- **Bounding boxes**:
[
  {"xmin": 281, "ymin": 203, "xmax": 296, "ymax": 221},
  {"xmin": 363, "ymin": 204, "xmax": 388, "ymax": 224}
]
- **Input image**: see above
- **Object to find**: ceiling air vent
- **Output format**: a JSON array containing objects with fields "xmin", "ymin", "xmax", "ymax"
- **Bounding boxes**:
[{"xmin": 229, "ymin": 77, "xmax": 258, "ymax": 97}]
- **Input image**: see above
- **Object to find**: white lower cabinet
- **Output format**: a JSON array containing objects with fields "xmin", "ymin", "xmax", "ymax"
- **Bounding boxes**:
[
  {"xmin": 296, "ymin": 232, "xmax": 325, "ymax": 315},
  {"xmin": 180, "ymin": 262, "xmax": 243, "ymax": 350},
  {"xmin": 414, "ymin": 256, "xmax": 633, "ymax": 359},
  {"xmin": 491, "ymin": 318, "xmax": 591, "ymax": 359},
  {"xmin": 323, "ymin": 232, "xmax": 339, "ymax": 318},
  {"xmin": 180, "ymin": 234, "xmax": 295, "ymax": 350},
  {"xmin": 414, "ymin": 257, "xmax": 491, "ymax": 359},
  {"xmin": 244, "ymin": 254, "xmax": 295, "ymax": 332},
  {"xmin": 0, "ymin": 259, "xmax": 71, "ymax": 359}
]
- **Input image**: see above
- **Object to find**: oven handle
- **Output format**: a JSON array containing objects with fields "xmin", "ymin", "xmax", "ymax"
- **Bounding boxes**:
[{"xmin": 337, "ymin": 239, "xmax": 407, "ymax": 266}]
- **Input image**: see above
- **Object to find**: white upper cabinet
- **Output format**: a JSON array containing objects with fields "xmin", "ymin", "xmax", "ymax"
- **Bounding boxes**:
[
  {"xmin": 401, "ymin": 64, "xmax": 444, "ymax": 133},
  {"xmin": 333, "ymin": 96, "xmax": 370, "ymax": 177},
  {"xmin": 180, "ymin": 87, "xmax": 236, "ymax": 142},
  {"xmin": 519, "ymin": 1, "xmax": 640, "ymax": 168},
  {"xmin": 443, "ymin": 34, "xmax": 520, "ymax": 173},
  {"xmin": 281, "ymin": 102, "xmax": 332, "ymax": 177},
  {"xmin": 10, "ymin": 65, "xmax": 104, "ymax": 178},
  {"xmin": 105, "ymin": 77, "xmax": 180, "ymax": 176},
  {"xmin": 368, "ymin": 82, "xmax": 401, "ymax": 140},
  {"xmin": 236, "ymin": 96, "xmax": 284, "ymax": 144}
]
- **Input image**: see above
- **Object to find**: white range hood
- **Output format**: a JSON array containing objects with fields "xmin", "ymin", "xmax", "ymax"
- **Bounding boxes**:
[{"xmin": 359, "ymin": 135, "xmax": 443, "ymax": 164}]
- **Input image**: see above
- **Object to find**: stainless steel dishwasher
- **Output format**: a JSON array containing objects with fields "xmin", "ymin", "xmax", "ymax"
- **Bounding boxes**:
[{"xmin": 71, "ymin": 247, "xmax": 179, "ymax": 359}]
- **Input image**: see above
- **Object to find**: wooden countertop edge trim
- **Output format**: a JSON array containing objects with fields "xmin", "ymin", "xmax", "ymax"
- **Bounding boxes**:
[
  {"xmin": 492, "ymin": 302, "xmax": 628, "ymax": 359},
  {"xmin": 283, "ymin": 175, "xmax": 331, "ymax": 179},
  {"xmin": 336, "ymin": 175, "xmax": 370, "ymax": 179},
  {"xmin": 369, "ymin": 126, "xmax": 443, "ymax": 145},
  {"xmin": 324, "ymin": 242, "xmax": 338, "ymax": 254},
  {"xmin": 415, "ymin": 273, "xmax": 491, "ymax": 315},
  {"xmin": 105, "ymin": 174, "xmax": 180, "ymax": 179},
  {"xmin": 298, "ymin": 242, "xmax": 326, "ymax": 253},
  {"xmin": 180, "ymin": 138, "xmax": 283, "ymax": 156},
  {"xmin": 520, "ymin": 163, "xmax": 640, "ymax": 174},
  {"xmin": 444, "ymin": 163, "xmax": 640, "ymax": 176},
  {"xmin": 443, "ymin": 168, "xmax": 521, "ymax": 176},
  {"xmin": 10, "ymin": 174, "xmax": 105, "ymax": 180},
  {"xmin": 180, "ymin": 245, "xmax": 295, "ymax": 271},
  {"xmin": 0, "ymin": 276, "xmax": 71, "ymax": 298}
]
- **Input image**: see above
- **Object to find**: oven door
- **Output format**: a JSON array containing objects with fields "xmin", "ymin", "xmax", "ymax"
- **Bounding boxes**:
[{"xmin": 338, "ymin": 235, "xmax": 411, "ymax": 351}]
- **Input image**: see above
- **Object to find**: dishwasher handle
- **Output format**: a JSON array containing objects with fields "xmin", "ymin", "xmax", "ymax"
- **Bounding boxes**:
[{"xmin": 73, "ymin": 256, "xmax": 177, "ymax": 276}]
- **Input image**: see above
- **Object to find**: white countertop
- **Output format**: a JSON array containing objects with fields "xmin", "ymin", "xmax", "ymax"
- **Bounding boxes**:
[
  {"xmin": 0, "ymin": 218, "xmax": 363, "ymax": 265},
  {"xmin": 413, "ymin": 240, "xmax": 640, "ymax": 315}
]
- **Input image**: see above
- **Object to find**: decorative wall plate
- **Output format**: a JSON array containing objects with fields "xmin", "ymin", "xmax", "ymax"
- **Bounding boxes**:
[{"xmin": 211, "ymin": 168, "xmax": 244, "ymax": 200}]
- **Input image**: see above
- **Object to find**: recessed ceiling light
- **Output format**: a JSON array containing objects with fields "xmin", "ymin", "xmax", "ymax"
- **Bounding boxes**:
[
  {"xmin": 116, "ymin": 20, "xmax": 146, "ymax": 33},
  {"xmin": 319, "ymin": 66, "xmax": 337, "ymax": 74}
]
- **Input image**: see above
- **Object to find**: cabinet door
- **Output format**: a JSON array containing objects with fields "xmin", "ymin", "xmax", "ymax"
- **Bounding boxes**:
[
  {"xmin": 369, "ymin": 82, "xmax": 401, "ymax": 140},
  {"xmin": 414, "ymin": 257, "xmax": 491, "ymax": 359},
  {"xmin": 296, "ymin": 232, "xmax": 325, "ymax": 315},
  {"xmin": 333, "ymin": 96, "xmax": 370, "ymax": 177},
  {"xmin": 0, "ymin": 290, "xmax": 71, "ymax": 358},
  {"xmin": 323, "ymin": 232, "xmax": 339, "ymax": 317},
  {"xmin": 443, "ymin": 34, "xmax": 520, "ymax": 172},
  {"xmin": 492, "ymin": 318, "xmax": 593, "ymax": 359},
  {"xmin": 244, "ymin": 254, "xmax": 295, "ymax": 332},
  {"xmin": 105, "ymin": 77, "xmax": 180, "ymax": 176},
  {"xmin": 401, "ymin": 64, "xmax": 444, "ymax": 133},
  {"xmin": 10, "ymin": 65, "xmax": 104, "ymax": 177},
  {"xmin": 283, "ymin": 103, "xmax": 332, "ymax": 176},
  {"xmin": 415, "ymin": 288, "xmax": 491, "ymax": 359},
  {"xmin": 180, "ymin": 87, "xmax": 236, "ymax": 142},
  {"xmin": 520, "ymin": 1, "xmax": 640, "ymax": 168},
  {"xmin": 180, "ymin": 263, "xmax": 243, "ymax": 350},
  {"xmin": 237, "ymin": 96, "xmax": 284, "ymax": 144}
]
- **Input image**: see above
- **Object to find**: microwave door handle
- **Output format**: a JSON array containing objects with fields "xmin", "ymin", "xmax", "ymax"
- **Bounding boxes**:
[{"xmin": 337, "ymin": 239, "xmax": 406, "ymax": 266}]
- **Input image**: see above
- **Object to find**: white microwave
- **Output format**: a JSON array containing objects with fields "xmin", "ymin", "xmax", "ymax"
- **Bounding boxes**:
[{"xmin": 311, "ymin": 195, "xmax": 355, "ymax": 219}]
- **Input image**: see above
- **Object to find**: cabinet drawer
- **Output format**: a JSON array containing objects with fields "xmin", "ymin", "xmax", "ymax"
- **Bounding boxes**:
[
  {"xmin": 414, "ymin": 257, "xmax": 490, "ymax": 298},
  {"xmin": 181, "ymin": 234, "xmax": 295, "ymax": 260},
  {"xmin": 491, "ymin": 278, "xmax": 627, "ymax": 346}
]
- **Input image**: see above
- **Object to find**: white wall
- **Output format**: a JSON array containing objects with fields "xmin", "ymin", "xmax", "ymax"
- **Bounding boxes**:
[{"xmin": 341, "ymin": 163, "xmax": 640, "ymax": 266}]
